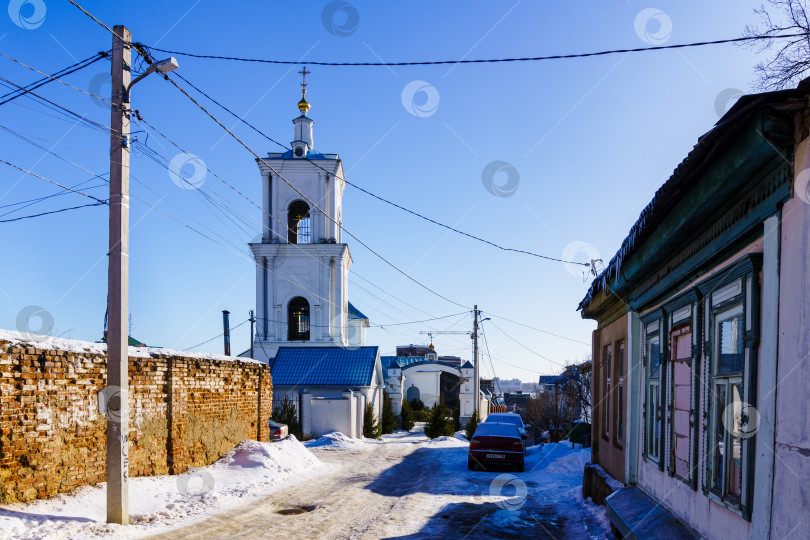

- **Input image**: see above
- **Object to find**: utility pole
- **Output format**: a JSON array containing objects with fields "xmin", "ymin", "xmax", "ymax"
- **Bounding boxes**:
[
  {"xmin": 107, "ymin": 24, "xmax": 131, "ymax": 526},
  {"xmin": 473, "ymin": 305, "xmax": 480, "ymax": 417},
  {"xmin": 222, "ymin": 310, "xmax": 231, "ymax": 356},
  {"xmin": 249, "ymin": 309, "xmax": 255, "ymax": 359}
]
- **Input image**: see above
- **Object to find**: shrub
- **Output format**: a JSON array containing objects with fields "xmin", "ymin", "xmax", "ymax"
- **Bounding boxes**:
[
  {"xmin": 410, "ymin": 398, "xmax": 425, "ymax": 411},
  {"xmin": 381, "ymin": 393, "xmax": 398, "ymax": 434},
  {"xmin": 272, "ymin": 394, "xmax": 301, "ymax": 439},
  {"xmin": 400, "ymin": 398, "xmax": 415, "ymax": 431},
  {"xmin": 465, "ymin": 409, "xmax": 481, "ymax": 441},
  {"xmin": 424, "ymin": 402, "xmax": 455, "ymax": 439},
  {"xmin": 413, "ymin": 408, "xmax": 431, "ymax": 422},
  {"xmin": 363, "ymin": 402, "xmax": 381, "ymax": 439}
]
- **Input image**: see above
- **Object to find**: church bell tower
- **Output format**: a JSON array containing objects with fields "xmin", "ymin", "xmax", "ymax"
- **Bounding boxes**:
[{"xmin": 249, "ymin": 68, "xmax": 368, "ymax": 362}]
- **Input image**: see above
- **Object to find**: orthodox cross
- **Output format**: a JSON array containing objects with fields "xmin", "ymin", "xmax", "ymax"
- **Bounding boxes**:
[{"xmin": 299, "ymin": 66, "xmax": 310, "ymax": 95}]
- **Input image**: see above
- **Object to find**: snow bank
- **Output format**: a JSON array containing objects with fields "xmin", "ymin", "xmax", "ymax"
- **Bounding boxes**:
[
  {"xmin": 0, "ymin": 328, "xmax": 261, "ymax": 363},
  {"xmin": 303, "ymin": 432, "xmax": 367, "ymax": 450},
  {"xmin": 543, "ymin": 449, "xmax": 590, "ymax": 475},
  {"xmin": 0, "ymin": 436, "xmax": 323, "ymax": 539},
  {"xmin": 427, "ymin": 435, "xmax": 468, "ymax": 446},
  {"xmin": 453, "ymin": 431, "xmax": 469, "ymax": 442}
]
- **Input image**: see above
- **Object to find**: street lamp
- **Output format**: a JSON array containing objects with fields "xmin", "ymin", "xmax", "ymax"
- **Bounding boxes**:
[{"xmin": 128, "ymin": 57, "xmax": 179, "ymax": 90}]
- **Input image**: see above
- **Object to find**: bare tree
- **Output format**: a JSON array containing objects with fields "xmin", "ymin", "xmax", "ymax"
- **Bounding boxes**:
[
  {"xmin": 560, "ymin": 358, "xmax": 592, "ymax": 424},
  {"xmin": 745, "ymin": 0, "xmax": 810, "ymax": 89}
]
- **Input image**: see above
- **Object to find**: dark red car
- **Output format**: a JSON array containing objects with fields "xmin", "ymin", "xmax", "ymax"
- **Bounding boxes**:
[{"xmin": 468, "ymin": 422, "xmax": 525, "ymax": 472}]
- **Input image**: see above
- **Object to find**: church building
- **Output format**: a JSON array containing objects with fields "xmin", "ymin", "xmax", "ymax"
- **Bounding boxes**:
[
  {"xmin": 248, "ymin": 70, "xmax": 382, "ymax": 439},
  {"xmin": 249, "ymin": 69, "xmax": 370, "ymax": 363}
]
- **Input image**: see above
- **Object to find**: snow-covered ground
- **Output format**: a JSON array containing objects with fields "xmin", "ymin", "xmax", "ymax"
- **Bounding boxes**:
[
  {"xmin": 0, "ymin": 437, "xmax": 325, "ymax": 539},
  {"xmin": 1, "ymin": 428, "xmax": 610, "ymax": 539}
]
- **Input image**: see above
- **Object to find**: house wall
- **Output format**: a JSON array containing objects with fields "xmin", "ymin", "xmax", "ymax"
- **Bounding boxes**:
[
  {"xmin": 633, "ymin": 239, "xmax": 766, "ymax": 539},
  {"xmin": 0, "ymin": 332, "xmax": 272, "ymax": 504},
  {"xmin": 592, "ymin": 313, "xmax": 628, "ymax": 483},
  {"xmin": 769, "ymin": 139, "xmax": 810, "ymax": 539}
]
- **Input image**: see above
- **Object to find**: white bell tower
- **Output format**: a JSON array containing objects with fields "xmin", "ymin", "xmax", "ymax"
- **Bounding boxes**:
[{"xmin": 249, "ymin": 68, "xmax": 367, "ymax": 362}]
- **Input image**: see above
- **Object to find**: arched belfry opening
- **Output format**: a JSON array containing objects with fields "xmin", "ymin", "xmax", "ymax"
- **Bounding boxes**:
[
  {"xmin": 288, "ymin": 201, "xmax": 311, "ymax": 244},
  {"xmin": 288, "ymin": 296, "xmax": 310, "ymax": 341}
]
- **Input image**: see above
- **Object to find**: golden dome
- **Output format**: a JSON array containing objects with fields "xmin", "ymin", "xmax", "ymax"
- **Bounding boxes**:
[
  {"xmin": 429, "ymin": 343, "xmax": 435, "ymax": 351},
  {"xmin": 298, "ymin": 96, "xmax": 310, "ymax": 114}
]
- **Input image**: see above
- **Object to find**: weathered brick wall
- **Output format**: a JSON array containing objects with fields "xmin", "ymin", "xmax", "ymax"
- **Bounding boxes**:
[{"xmin": 0, "ymin": 333, "xmax": 272, "ymax": 504}]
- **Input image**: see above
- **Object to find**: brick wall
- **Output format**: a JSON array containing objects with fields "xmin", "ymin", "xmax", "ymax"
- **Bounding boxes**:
[{"xmin": 0, "ymin": 332, "xmax": 272, "ymax": 504}]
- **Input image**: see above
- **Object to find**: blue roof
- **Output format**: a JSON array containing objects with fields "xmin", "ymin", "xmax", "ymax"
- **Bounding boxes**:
[
  {"xmin": 271, "ymin": 346, "xmax": 379, "ymax": 387},
  {"xmin": 261, "ymin": 151, "xmax": 338, "ymax": 160},
  {"xmin": 348, "ymin": 302, "xmax": 369, "ymax": 321}
]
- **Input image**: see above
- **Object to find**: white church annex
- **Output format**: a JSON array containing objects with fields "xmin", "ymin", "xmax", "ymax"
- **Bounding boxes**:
[{"xmin": 249, "ymin": 69, "xmax": 370, "ymax": 363}]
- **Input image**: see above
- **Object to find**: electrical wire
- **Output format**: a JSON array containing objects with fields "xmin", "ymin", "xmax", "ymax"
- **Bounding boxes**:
[
  {"xmin": 143, "ymin": 33, "xmax": 808, "ymax": 67},
  {"xmin": 149, "ymin": 67, "xmax": 469, "ymax": 309},
  {"xmin": 166, "ymin": 70, "xmax": 589, "ymax": 267},
  {"xmin": 0, "ymin": 202, "xmax": 105, "ymax": 222},
  {"xmin": 65, "ymin": 0, "xmax": 123, "ymax": 40},
  {"xmin": 0, "ymin": 50, "xmax": 114, "ymax": 106},
  {"xmin": 479, "ymin": 321, "xmax": 502, "ymax": 393},
  {"xmin": 486, "ymin": 318, "xmax": 565, "ymax": 369},
  {"xmin": 0, "ymin": 75, "xmax": 117, "ymax": 135},
  {"xmin": 0, "ymin": 159, "xmax": 108, "ymax": 204},
  {"xmin": 0, "ymin": 52, "xmax": 107, "ymax": 103},
  {"xmin": 482, "ymin": 310, "xmax": 590, "ymax": 346},
  {"xmin": 130, "ymin": 115, "xmax": 453, "ymax": 328},
  {"xmin": 183, "ymin": 318, "xmax": 249, "ymax": 351}
]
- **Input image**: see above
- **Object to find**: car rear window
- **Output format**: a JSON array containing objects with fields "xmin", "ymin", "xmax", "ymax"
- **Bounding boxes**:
[
  {"xmin": 473, "ymin": 422, "xmax": 520, "ymax": 438},
  {"xmin": 485, "ymin": 414, "xmax": 522, "ymax": 427}
]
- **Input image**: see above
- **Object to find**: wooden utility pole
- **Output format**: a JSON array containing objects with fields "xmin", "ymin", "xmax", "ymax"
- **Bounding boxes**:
[{"xmin": 107, "ymin": 24, "xmax": 131, "ymax": 525}]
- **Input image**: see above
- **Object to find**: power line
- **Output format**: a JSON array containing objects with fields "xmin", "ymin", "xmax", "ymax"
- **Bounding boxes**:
[
  {"xmin": 183, "ymin": 318, "xmax": 249, "ymax": 351},
  {"xmin": 143, "ymin": 33, "xmax": 807, "ymax": 67},
  {"xmin": 130, "ymin": 115, "xmax": 449, "ymax": 327},
  {"xmin": 0, "ymin": 202, "xmax": 105, "ymax": 222},
  {"xmin": 486, "ymin": 318, "xmax": 565, "ymax": 369},
  {"xmin": 0, "ymin": 50, "xmax": 114, "ymax": 106},
  {"xmin": 165, "ymin": 70, "xmax": 590, "ymax": 267},
  {"xmin": 152, "ymin": 67, "xmax": 469, "ymax": 309},
  {"xmin": 65, "ymin": 0, "xmax": 122, "ymax": 40},
  {"xmin": 482, "ymin": 310, "xmax": 590, "ymax": 346},
  {"xmin": 0, "ymin": 159, "xmax": 108, "ymax": 204},
  {"xmin": 0, "ymin": 75, "xmax": 117, "ymax": 135},
  {"xmin": 0, "ymin": 51, "xmax": 107, "ymax": 103},
  {"xmin": 479, "ymin": 321, "xmax": 502, "ymax": 393}
]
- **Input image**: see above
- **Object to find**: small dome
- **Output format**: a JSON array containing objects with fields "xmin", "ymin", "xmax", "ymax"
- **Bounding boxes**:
[
  {"xmin": 428, "ymin": 343, "xmax": 435, "ymax": 351},
  {"xmin": 298, "ymin": 97, "xmax": 310, "ymax": 114}
]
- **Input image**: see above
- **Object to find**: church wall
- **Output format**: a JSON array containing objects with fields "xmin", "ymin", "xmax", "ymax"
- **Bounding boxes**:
[{"xmin": 0, "ymin": 333, "xmax": 272, "ymax": 504}]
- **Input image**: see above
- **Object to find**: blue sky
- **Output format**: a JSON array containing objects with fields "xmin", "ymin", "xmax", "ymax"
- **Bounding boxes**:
[{"xmin": 0, "ymin": 0, "xmax": 782, "ymax": 381}]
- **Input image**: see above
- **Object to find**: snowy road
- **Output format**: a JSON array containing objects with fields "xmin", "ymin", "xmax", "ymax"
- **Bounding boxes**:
[{"xmin": 148, "ymin": 431, "xmax": 609, "ymax": 540}]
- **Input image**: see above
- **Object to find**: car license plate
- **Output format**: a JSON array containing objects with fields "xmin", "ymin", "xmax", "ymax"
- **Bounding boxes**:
[{"xmin": 486, "ymin": 453, "xmax": 505, "ymax": 459}]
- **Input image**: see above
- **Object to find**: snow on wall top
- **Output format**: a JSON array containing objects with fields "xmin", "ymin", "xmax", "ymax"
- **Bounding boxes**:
[{"xmin": 0, "ymin": 328, "xmax": 262, "ymax": 364}]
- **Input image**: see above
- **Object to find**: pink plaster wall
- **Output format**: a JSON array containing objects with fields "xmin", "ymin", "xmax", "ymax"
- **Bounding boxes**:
[{"xmin": 770, "ymin": 176, "xmax": 810, "ymax": 538}]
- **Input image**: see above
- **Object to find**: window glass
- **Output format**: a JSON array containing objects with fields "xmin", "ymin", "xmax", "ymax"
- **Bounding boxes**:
[
  {"xmin": 713, "ymin": 383, "xmax": 726, "ymax": 492},
  {"xmin": 649, "ymin": 336, "xmax": 661, "ymax": 379},
  {"xmin": 718, "ymin": 315, "xmax": 744, "ymax": 373},
  {"xmin": 728, "ymin": 383, "xmax": 744, "ymax": 499},
  {"xmin": 617, "ymin": 343, "xmax": 625, "ymax": 442}
]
